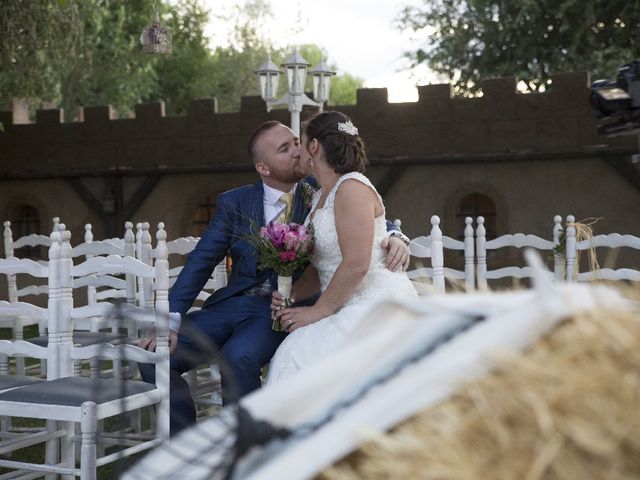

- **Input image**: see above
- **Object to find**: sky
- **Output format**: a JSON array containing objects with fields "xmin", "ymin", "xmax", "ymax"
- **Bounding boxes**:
[{"xmin": 201, "ymin": 0, "xmax": 436, "ymax": 103}]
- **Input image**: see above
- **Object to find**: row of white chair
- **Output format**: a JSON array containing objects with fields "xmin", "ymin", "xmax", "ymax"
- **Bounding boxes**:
[
  {"xmin": 0, "ymin": 226, "xmax": 170, "ymax": 479},
  {"xmin": 4, "ymin": 218, "xmax": 227, "ymax": 403},
  {"xmin": 405, "ymin": 215, "xmax": 640, "ymax": 293}
]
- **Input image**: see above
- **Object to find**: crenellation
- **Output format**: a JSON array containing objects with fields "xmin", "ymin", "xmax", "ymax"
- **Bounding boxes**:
[
  {"xmin": 480, "ymin": 77, "xmax": 519, "ymax": 120},
  {"xmin": 134, "ymin": 102, "xmax": 165, "ymax": 125},
  {"xmin": 417, "ymin": 83, "xmax": 451, "ymax": 103},
  {"xmin": 82, "ymin": 105, "xmax": 116, "ymax": 123},
  {"xmin": 480, "ymin": 77, "xmax": 517, "ymax": 98},
  {"xmin": 35, "ymin": 108, "xmax": 64, "ymax": 125},
  {"xmin": 356, "ymin": 88, "xmax": 388, "ymax": 106},
  {"xmin": 187, "ymin": 99, "xmax": 218, "ymax": 120}
]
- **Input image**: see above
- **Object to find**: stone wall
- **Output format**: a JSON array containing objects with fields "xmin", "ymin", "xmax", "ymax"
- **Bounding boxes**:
[{"xmin": 1, "ymin": 71, "xmax": 639, "ymax": 276}]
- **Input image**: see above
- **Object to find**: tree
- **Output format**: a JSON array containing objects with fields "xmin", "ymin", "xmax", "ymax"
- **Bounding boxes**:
[
  {"xmin": 150, "ymin": 0, "xmax": 219, "ymax": 114},
  {"xmin": 396, "ymin": 0, "xmax": 640, "ymax": 94},
  {"xmin": 0, "ymin": 0, "xmax": 203, "ymax": 118},
  {"xmin": 296, "ymin": 44, "xmax": 363, "ymax": 107},
  {"xmin": 0, "ymin": 0, "xmax": 362, "ymax": 118}
]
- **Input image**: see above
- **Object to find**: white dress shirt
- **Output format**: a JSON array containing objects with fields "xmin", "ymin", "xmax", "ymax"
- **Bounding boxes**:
[{"xmin": 263, "ymin": 183, "xmax": 296, "ymax": 224}]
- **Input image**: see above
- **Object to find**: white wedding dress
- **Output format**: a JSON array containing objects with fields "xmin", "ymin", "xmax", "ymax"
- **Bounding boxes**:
[{"xmin": 265, "ymin": 172, "xmax": 418, "ymax": 384}]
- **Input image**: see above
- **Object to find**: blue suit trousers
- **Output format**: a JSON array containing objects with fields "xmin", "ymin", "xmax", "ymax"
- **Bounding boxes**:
[{"xmin": 140, "ymin": 294, "xmax": 287, "ymax": 436}]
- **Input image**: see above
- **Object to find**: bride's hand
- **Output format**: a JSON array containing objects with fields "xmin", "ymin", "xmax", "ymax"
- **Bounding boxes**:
[
  {"xmin": 271, "ymin": 291, "xmax": 285, "ymax": 314},
  {"xmin": 275, "ymin": 306, "xmax": 321, "ymax": 333}
]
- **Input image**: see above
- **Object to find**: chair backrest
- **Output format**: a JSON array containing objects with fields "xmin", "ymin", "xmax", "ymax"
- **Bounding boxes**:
[
  {"xmin": 0, "ymin": 230, "xmax": 61, "ymax": 378},
  {"xmin": 55, "ymin": 226, "xmax": 169, "ymax": 380},
  {"xmin": 476, "ymin": 215, "xmax": 564, "ymax": 290},
  {"xmin": 151, "ymin": 222, "xmax": 228, "ymax": 308},
  {"xmin": 0, "ymin": 301, "xmax": 50, "ymax": 373},
  {"xmin": 3, "ymin": 218, "xmax": 61, "ymax": 302},
  {"xmin": 565, "ymin": 215, "xmax": 640, "ymax": 282},
  {"xmin": 72, "ymin": 222, "xmax": 137, "ymax": 305},
  {"xmin": 407, "ymin": 216, "xmax": 475, "ymax": 294},
  {"xmin": 407, "ymin": 215, "xmax": 446, "ymax": 294}
]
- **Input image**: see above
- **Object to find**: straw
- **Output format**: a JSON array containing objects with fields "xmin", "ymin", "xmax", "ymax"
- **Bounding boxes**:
[{"xmin": 319, "ymin": 297, "xmax": 640, "ymax": 480}]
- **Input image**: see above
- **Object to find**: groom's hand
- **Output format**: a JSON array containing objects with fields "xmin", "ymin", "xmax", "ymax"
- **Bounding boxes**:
[
  {"xmin": 139, "ymin": 330, "xmax": 178, "ymax": 354},
  {"xmin": 382, "ymin": 236, "xmax": 410, "ymax": 272}
]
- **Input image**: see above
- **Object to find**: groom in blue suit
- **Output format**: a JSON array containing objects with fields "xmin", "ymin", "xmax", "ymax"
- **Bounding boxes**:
[{"xmin": 141, "ymin": 120, "xmax": 410, "ymax": 435}]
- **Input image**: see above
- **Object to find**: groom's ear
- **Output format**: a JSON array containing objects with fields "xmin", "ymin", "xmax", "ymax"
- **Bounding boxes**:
[{"xmin": 255, "ymin": 162, "xmax": 270, "ymax": 176}]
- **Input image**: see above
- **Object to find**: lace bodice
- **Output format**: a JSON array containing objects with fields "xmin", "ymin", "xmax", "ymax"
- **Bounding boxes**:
[{"xmin": 306, "ymin": 172, "xmax": 390, "ymax": 303}]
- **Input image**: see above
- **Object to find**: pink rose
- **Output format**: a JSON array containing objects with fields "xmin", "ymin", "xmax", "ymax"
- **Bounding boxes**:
[{"xmin": 279, "ymin": 250, "xmax": 298, "ymax": 262}]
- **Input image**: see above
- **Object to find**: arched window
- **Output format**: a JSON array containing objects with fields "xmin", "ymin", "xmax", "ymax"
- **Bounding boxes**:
[
  {"xmin": 192, "ymin": 193, "xmax": 217, "ymax": 236},
  {"xmin": 10, "ymin": 204, "xmax": 42, "ymax": 258},
  {"xmin": 457, "ymin": 193, "xmax": 497, "ymax": 239}
]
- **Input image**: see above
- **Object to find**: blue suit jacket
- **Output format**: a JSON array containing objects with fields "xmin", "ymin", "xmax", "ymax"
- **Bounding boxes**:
[
  {"xmin": 169, "ymin": 178, "xmax": 317, "ymax": 316},
  {"xmin": 169, "ymin": 176, "xmax": 400, "ymax": 316}
]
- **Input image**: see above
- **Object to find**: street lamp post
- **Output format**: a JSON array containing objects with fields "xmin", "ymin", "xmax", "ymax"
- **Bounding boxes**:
[{"xmin": 256, "ymin": 48, "xmax": 336, "ymax": 137}]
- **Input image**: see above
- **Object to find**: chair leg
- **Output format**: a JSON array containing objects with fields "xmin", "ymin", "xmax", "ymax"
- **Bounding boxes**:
[
  {"xmin": 80, "ymin": 403, "xmax": 98, "ymax": 480},
  {"xmin": 44, "ymin": 419, "xmax": 60, "ymax": 480},
  {"xmin": 61, "ymin": 420, "xmax": 76, "ymax": 480}
]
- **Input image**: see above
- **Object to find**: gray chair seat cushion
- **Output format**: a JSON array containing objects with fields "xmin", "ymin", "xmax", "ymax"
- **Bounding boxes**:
[
  {"xmin": 27, "ymin": 331, "xmax": 127, "ymax": 347},
  {"xmin": 0, "ymin": 374, "xmax": 44, "ymax": 391},
  {"xmin": 0, "ymin": 376, "xmax": 156, "ymax": 407}
]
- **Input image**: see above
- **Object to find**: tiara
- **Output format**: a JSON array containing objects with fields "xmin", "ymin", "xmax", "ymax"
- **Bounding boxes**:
[{"xmin": 337, "ymin": 121, "xmax": 359, "ymax": 136}]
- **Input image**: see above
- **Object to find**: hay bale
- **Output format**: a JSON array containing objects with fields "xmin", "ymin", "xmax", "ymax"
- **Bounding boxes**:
[{"xmin": 320, "ymin": 303, "xmax": 640, "ymax": 480}]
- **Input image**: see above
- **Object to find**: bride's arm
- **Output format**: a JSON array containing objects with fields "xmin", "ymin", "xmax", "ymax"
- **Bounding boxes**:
[{"xmin": 276, "ymin": 180, "xmax": 379, "ymax": 330}]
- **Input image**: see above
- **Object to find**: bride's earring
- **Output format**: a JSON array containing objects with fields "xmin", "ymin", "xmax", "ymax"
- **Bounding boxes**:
[{"xmin": 307, "ymin": 156, "xmax": 314, "ymax": 168}]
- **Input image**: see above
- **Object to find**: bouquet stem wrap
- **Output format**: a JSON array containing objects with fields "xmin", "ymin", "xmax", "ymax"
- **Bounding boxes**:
[{"xmin": 273, "ymin": 275, "xmax": 292, "ymax": 331}]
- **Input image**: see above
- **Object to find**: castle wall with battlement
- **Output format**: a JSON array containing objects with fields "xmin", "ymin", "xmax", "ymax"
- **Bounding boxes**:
[{"xmin": 1, "ymin": 72, "xmax": 639, "ymax": 275}]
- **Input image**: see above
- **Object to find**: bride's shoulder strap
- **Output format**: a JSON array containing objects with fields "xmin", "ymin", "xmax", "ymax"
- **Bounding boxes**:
[{"xmin": 329, "ymin": 172, "xmax": 383, "ymax": 210}]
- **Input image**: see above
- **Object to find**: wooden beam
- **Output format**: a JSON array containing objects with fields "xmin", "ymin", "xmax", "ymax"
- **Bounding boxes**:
[
  {"xmin": 376, "ymin": 165, "xmax": 408, "ymax": 198},
  {"xmin": 120, "ymin": 174, "xmax": 162, "ymax": 221}
]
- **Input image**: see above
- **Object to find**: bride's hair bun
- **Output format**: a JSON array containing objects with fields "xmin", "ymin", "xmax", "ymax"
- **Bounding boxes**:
[{"xmin": 302, "ymin": 111, "xmax": 367, "ymax": 174}]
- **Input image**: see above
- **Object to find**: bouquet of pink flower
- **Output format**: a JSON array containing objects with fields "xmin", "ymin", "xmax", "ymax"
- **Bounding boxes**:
[{"xmin": 248, "ymin": 221, "xmax": 315, "ymax": 330}]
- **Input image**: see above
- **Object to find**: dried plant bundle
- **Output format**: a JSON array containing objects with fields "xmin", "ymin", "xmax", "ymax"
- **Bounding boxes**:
[{"xmin": 320, "ymin": 299, "xmax": 640, "ymax": 480}]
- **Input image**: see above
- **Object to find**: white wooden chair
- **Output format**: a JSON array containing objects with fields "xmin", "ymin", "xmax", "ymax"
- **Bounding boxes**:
[
  {"xmin": 23, "ymin": 222, "xmax": 137, "ymax": 380},
  {"xmin": 161, "ymin": 224, "xmax": 227, "ymax": 310},
  {"xmin": 2, "ymin": 219, "xmax": 60, "ymax": 375},
  {"xmin": 476, "ymin": 215, "xmax": 564, "ymax": 290},
  {"xmin": 154, "ymin": 222, "xmax": 226, "ymax": 413},
  {"xmin": 407, "ymin": 216, "xmax": 474, "ymax": 294},
  {"xmin": 73, "ymin": 223, "xmax": 136, "ymax": 307},
  {"xmin": 0, "ymin": 228, "xmax": 171, "ymax": 479},
  {"xmin": 406, "ymin": 216, "xmax": 446, "ymax": 294},
  {"xmin": 564, "ymin": 215, "xmax": 640, "ymax": 282}
]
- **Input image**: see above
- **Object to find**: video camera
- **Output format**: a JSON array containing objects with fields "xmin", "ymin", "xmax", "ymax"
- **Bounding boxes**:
[{"xmin": 590, "ymin": 60, "xmax": 640, "ymax": 136}]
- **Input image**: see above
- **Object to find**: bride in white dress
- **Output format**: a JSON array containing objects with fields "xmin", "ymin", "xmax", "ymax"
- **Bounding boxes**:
[{"xmin": 266, "ymin": 111, "xmax": 418, "ymax": 384}]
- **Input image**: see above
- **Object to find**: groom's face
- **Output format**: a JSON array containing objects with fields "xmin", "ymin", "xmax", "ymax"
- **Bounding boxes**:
[{"xmin": 255, "ymin": 124, "xmax": 304, "ymax": 188}]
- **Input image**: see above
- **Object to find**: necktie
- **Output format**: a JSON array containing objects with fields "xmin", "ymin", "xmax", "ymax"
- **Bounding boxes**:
[{"xmin": 276, "ymin": 192, "xmax": 294, "ymax": 223}]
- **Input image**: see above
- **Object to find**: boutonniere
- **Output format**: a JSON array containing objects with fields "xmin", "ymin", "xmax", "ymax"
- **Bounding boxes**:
[{"xmin": 300, "ymin": 182, "xmax": 319, "ymax": 209}]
